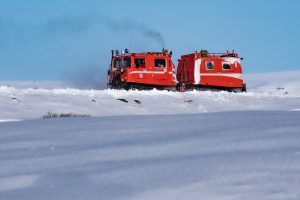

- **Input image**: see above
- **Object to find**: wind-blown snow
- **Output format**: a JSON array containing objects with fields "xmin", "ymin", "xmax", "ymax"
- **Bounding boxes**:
[
  {"xmin": 0, "ymin": 175, "xmax": 39, "ymax": 192},
  {"xmin": 0, "ymin": 71, "xmax": 300, "ymax": 199},
  {"xmin": 0, "ymin": 112, "xmax": 299, "ymax": 199}
]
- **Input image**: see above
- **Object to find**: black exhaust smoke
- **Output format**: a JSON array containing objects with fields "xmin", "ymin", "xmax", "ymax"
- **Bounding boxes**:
[{"xmin": 0, "ymin": 13, "xmax": 166, "ymax": 89}]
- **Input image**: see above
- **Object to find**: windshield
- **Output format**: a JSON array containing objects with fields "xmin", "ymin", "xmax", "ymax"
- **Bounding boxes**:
[{"xmin": 114, "ymin": 57, "xmax": 131, "ymax": 68}]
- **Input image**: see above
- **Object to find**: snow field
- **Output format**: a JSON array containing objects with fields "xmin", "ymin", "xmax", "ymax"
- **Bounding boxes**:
[
  {"xmin": 0, "ymin": 71, "xmax": 300, "ymax": 199},
  {"xmin": 0, "ymin": 112, "xmax": 299, "ymax": 199}
]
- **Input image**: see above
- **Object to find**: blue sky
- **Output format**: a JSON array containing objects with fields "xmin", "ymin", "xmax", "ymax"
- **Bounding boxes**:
[{"xmin": 0, "ymin": 0, "xmax": 299, "ymax": 83}]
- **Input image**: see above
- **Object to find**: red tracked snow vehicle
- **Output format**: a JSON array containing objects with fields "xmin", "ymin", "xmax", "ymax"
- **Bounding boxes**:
[
  {"xmin": 107, "ymin": 49, "xmax": 246, "ymax": 92},
  {"xmin": 107, "ymin": 49, "xmax": 177, "ymax": 90},
  {"xmin": 177, "ymin": 50, "xmax": 246, "ymax": 92}
]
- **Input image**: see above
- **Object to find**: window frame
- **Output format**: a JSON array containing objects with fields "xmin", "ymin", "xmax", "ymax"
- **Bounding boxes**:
[
  {"xmin": 134, "ymin": 58, "xmax": 146, "ymax": 68},
  {"xmin": 222, "ymin": 62, "xmax": 231, "ymax": 70},
  {"xmin": 205, "ymin": 61, "xmax": 214, "ymax": 70},
  {"xmin": 122, "ymin": 57, "xmax": 131, "ymax": 68},
  {"xmin": 113, "ymin": 57, "xmax": 131, "ymax": 68},
  {"xmin": 154, "ymin": 58, "xmax": 167, "ymax": 68}
]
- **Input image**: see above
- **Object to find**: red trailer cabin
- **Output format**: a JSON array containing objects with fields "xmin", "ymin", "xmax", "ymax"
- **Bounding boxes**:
[
  {"xmin": 176, "ymin": 50, "xmax": 246, "ymax": 92},
  {"xmin": 107, "ymin": 49, "xmax": 177, "ymax": 90}
]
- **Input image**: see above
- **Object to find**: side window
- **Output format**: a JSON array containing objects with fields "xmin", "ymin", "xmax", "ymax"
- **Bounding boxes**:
[
  {"xmin": 205, "ymin": 61, "xmax": 214, "ymax": 70},
  {"xmin": 114, "ymin": 57, "xmax": 131, "ymax": 68},
  {"xmin": 123, "ymin": 57, "xmax": 131, "ymax": 68},
  {"xmin": 114, "ymin": 58, "xmax": 121, "ymax": 68},
  {"xmin": 154, "ymin": 59, "xmax": 166, "ymax": 68},
  {"xmin": 222, "ymin": 62, "xmax": 231, "ymax": 70},
  {"xmin": 134, "ymin": 58, "xmax": 145, "ymax": 68}
]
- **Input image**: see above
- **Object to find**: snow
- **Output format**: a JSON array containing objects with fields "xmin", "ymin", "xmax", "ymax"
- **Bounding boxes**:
[
  {"xmin": 1, "ymin": 71, "xmax": 300, "ymax": 121},
  {"xmin": 0, "ymin": 112, "xmax": 300, "ymax": 199},
  {"xmin": 0, "ymin": 175, "xmax": 39, "ymax": 192},
  {"xmin": 0, "ymin": 71, "xmax": 300, "ymax": 199}
]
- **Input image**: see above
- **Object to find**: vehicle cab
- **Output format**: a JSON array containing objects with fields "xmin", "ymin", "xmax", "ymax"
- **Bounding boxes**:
[{"xmin": 107, "ymin": 49, "xmax": 177, "ymax": 90}]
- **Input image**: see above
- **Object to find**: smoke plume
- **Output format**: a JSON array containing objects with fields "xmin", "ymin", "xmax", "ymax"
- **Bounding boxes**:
[
  {"xmin": 102, "ymin": 17, "xmax": 165, "ymax": 48},
  {"xmin": 1, "ymin": 13, "xmax": 166, "ymax": 48},
  {"xmin": 0, "ymin": 13, "xmax": 166, "ymax": 88}
]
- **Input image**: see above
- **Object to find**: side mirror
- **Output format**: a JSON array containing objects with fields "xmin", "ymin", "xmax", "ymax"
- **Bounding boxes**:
[{"xmin": 240, "ymin": 57, "xmax": 244, "ymax": 60}]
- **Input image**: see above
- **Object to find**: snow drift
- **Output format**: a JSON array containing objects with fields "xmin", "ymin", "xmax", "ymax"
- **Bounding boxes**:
[{"xmin": 0, "ymin": 71, "xmax": 300, "ymax": 122}]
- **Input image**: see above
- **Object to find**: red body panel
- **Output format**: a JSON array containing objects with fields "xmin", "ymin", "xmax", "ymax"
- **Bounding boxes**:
[{"xmin": 177, "ymin": 51, "xmax": 245, "ymax": 89}]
